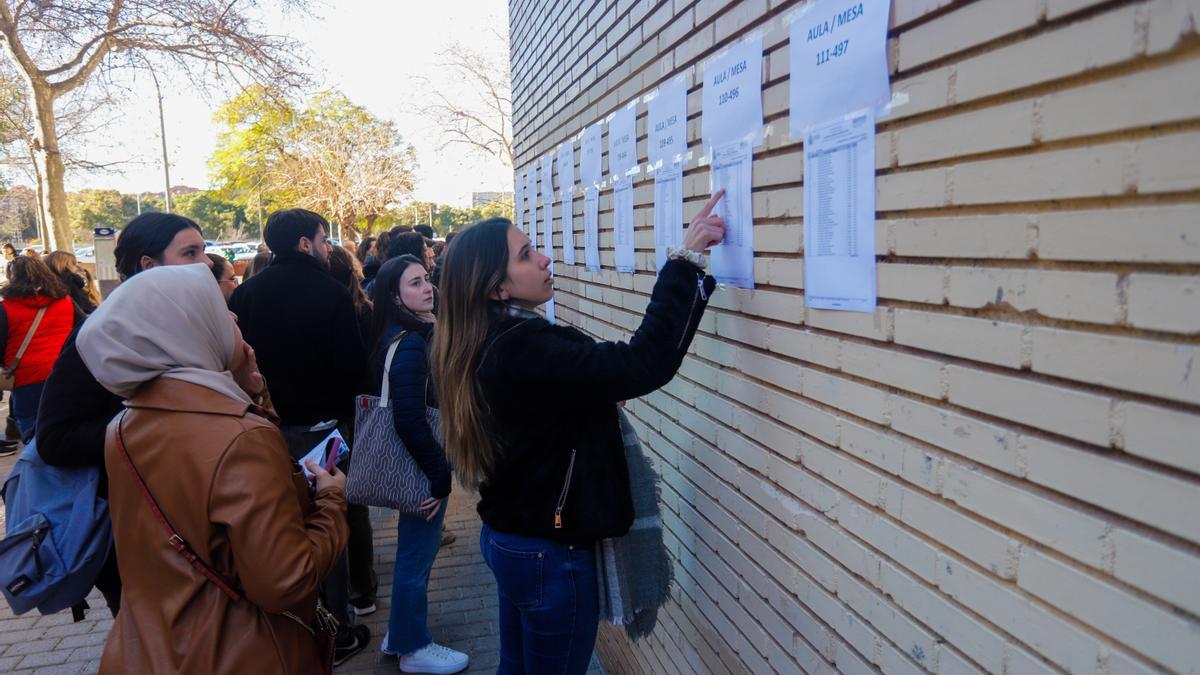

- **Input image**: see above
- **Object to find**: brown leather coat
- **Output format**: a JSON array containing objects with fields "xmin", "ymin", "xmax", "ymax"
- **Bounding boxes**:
[{"xmin": 99, "ymin": 378, "xmax": 348, "ymax": 674}]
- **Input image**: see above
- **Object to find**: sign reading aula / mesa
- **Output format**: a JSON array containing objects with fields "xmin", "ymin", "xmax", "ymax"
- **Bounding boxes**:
[
  {"xmin": 701, "ymin": 35, "xmax": 763, "ymax": 152},
  {"xmin": 789, "ymin": 0, "xmax": 890, "ymax": 134}
]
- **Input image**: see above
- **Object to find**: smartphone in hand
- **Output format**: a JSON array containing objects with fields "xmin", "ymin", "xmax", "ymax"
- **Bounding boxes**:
[{"xmin": 323, "ymin": 437, "xmax": 343, "ymax": 473}]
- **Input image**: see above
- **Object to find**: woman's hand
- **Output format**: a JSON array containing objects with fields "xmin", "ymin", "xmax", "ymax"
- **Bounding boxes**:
[
  {"xmin": 418, "ymin": 497, "xmax": 442, "ymax": 522},
  {"xmin": 232, "ymin": 342, "xmax": 265, "ymax": 397},
  {"xmin": 305, "ymin": 461, "xmax": 346, "ymax": 494},
  {"xmin": 682, "ymin": 189, "xmax": 727, "ymax": 252}
]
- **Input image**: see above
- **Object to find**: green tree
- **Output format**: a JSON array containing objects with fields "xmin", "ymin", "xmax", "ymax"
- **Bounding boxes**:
[
  {"xmin": 209, "ymin": 86, "xmax": 417, "ymax": 240},
  {"xmin": 174, "ymin": 192, "xmax": 250, "ymax": 240},
  {"xmin": 369, "ymin": 198, "xmax": 513, "ymax": 239},
  {"xmin": 67, "ymin": 189, "xmax": 132, "ymax": 241}
]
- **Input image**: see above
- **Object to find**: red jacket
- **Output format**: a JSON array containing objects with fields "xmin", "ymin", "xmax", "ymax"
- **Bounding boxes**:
[{"xmin": 3, "ymin": 295, "xmax": 75, "ymax": 387}]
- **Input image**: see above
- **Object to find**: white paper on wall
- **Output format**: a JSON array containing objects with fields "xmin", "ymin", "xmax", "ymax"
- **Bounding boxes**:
[
  {"xmin": 584, "ymin": 186, "xmax": 600, "ymax": 271},
  {"xmin": 789, "ymin": 0, "xmax": 891, "ymax": 135},
  {"xmin": 709, "ymin": 140, "xmax": 755, "ymax": 289},
  {"xmin": 803, "ymin": 111, "xmax": 877, "ymax": 312},
  {"xmin": 613, "ymin": 176, "xmax": 635, "ymax": 273},
  {"xmin": 557, "ymin": 141, "xmax": 576, "ymax": 265},
  {"xmin": 648, "ymin": 77, "xmax": 688, "ymax": 169},
  {"xmin": 649, "ymin": 78, "xmax": 688, "ymax": 273},
  {"xmin": 541, "ymin": 154, "xmax": 554, "ymax": 258},
  {"xmin": 702, "ymin": 35, "xmax": 764, "ymax": 153},
  {"xmin": 653, "ymin": 167, "xmax": 683, "ymax": 272},
  {"xmin": 608, "ymin": 104, "xmax": 638, "ymax": 180},
  {"xmin": 581, "ymin": 123, "xmax": 603, "ymax": 188},
  {"xmin": 609, "ymin": 104, "xmax": 637, "ymax": 273}
]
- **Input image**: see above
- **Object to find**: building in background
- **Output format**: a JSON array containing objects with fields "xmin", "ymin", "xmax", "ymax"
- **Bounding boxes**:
[
  {"xmin": 508, "ymin": 0, "xmax": 1200, "ymax": 673},
  {"xmin": 471, "ymin": 190, "xmax": 514, "ymax": 207}
]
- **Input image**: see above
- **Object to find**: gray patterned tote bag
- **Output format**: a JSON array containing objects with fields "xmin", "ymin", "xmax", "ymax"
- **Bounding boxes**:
[{"xmin": 345, "ymin": 335, "xmax": 437, "ymax": 514}]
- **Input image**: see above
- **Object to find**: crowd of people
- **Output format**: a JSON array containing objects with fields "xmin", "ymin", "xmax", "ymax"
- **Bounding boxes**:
[{"xmin": 0, "ymin": 193, "xmax": 725, "ymax": 674}]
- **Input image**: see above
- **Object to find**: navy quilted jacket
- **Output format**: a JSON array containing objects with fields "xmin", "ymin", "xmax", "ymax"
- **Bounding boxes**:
[{"xmin": 378, "ymin": 323, "xmax": 452, "ymax": 499}]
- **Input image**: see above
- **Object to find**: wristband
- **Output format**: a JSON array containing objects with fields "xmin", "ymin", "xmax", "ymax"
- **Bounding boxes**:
[{"xmin": 667, "ymin": 247, "xmax": 706, "ymax": 269}]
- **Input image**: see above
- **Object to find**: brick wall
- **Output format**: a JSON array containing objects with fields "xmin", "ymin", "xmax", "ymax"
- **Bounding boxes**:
[{"xmin": 506, "ymin": 0, "xmax": 1200, "ymax": 672}]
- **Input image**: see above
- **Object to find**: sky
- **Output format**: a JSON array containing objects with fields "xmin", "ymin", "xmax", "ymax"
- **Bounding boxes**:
[{"xmin": 61, "ymin": 0, "xmax": 512, "ymax": 208}]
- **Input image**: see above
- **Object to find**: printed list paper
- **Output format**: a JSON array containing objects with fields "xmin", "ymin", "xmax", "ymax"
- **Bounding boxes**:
[
  {"xmin": 609, "ymin": 106, "xmax": 637, "ymax": 272},
  {"xmin": 709, "ymin": 140, "xmax": 755, "ymax": 289},
  {"xmin": 557, "ymin": 141, "xmax": 576, "ymax": 265},
  {"xmin": 803, "ymin": 111, "xmax": 877, "ymax": 312},
  {"xmin": 584, "ymin": 187, "xmax": 600, "ymax": 272},
  {"xmin": 649, "ymin": 78, "xmax": 687, "ymax": 272}
]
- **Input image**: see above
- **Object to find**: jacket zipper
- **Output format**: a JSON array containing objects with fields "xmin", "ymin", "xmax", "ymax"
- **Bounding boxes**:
[
  {"xmin": 554, "ymin": 449, "xmax": 577, "ymax": 529},
  {"xmin": 676, "ymin": 273, "xmax": 708, "ymax": 350}
]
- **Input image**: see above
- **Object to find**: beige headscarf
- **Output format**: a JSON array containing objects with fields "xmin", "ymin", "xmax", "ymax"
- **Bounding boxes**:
[{"xmin": 76, "ymin": 263, "xmax": 252, "ymax": 404}]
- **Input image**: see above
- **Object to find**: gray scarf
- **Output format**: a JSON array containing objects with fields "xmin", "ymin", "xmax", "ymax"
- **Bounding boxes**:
[{"xmin": 596, "ymin": 407, "xmax": 672, "ymax": 640}]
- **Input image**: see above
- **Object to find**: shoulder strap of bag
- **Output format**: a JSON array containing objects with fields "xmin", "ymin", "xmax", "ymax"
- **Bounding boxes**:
[
  {"xmin": 378, "ymin": 332, "xmax": 408, "ymax": 408},
  {"xmin": 8, "ymin": 306, "xmax": 46, "ymax": 370},
  {"xmin": 114, "ymin": 411, "xmax": 244, "ymax": 601}
]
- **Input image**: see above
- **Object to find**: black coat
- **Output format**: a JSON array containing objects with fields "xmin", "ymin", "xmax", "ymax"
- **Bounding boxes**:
[
  {"xmin": 228, "ymin": 251, "xmax": 366, "ymax": 428},
  {"xmin": 476, "ymin": 258, "xmax": 714, "ymax": 542}
]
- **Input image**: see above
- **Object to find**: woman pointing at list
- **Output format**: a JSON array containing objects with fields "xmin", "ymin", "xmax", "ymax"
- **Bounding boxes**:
[{"xmin": 431, "ymin": 190, "xmax": 726, "ymax": 674}]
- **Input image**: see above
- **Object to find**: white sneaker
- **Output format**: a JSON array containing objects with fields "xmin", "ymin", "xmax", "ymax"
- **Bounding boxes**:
[{"xmin": 399, "ymin": 643, "xmax": 469, "ymax": 674}]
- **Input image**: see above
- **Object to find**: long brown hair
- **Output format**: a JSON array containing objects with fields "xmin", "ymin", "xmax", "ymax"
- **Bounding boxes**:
[
  {"xmin": 328, "ymin": 245, "xmax": 371, "ymax": 319},
  {"xmin": 3, "ymin": 255, "xmax": 68, "ymax": 300},
  {"xmin": 45, "ymin": 250, "xmax": 101, "ymax": 311},
  {"xmin": 430, "ymin": 218, "xmax": 513, "ymax": 490}
]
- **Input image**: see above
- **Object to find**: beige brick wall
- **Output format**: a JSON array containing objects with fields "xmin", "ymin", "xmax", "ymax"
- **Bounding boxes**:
[{"xmin": 507, "ymin": 0, "xmax": 1200, "ymax": 672}]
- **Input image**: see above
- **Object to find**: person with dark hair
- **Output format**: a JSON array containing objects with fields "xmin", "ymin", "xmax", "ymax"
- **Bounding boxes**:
[
  {"xmin": 112, "ymin": 212, "xmax": 209, "ymax": 280},
  {"xmin": 3, "ymin": 242, "xmax": 16, "ymax": 263},
  {"xmin": 413, "ymin": 224, "xmax": 434, "ymax": 240},
  {"xmin": 0, "ymin": 255, "xmax": 78, "ymax": 440},
  {"xmin": 356, "ymin": 236, "xmax": 377, "ymax": 268},
  {"xmin": 387, "ymin": 231, "xmax": 428, "ymax": 264},
  {"xmin": 36, "ymin": 212, "xmax": 228, "ymax": 617},
  {"xmin": 45, "ymin": 250, "xmax": 101, "ymax": 314},
  {"xmin": 228, "ymin": 208, "xmax": 372, "ymax": 663},
  {"xmin": 430, "ymin": 192, "xmax": 725, "ymax": 673},
  {"xmin": 363, "ymin": 231, "xmax": 389, "ymax": 284},
  {"xmin": 207, "ymin": 253, "xmax": 238, "ymax": 302},
  {"xmin": 367, "ymin": 255, "xmax": 469, "ymax": 673}
]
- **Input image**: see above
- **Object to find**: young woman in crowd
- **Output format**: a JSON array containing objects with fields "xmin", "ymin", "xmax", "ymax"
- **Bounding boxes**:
[
  {"xmin": 1, "ymin": 255, "xmax": 79, "ymax": 437},
  {"xmin": 44, "ymin": 250, "xmax": 102, "ymax": 314},
  {"xmin": 369, "ymin": 254, "xmax": 469, "ymax": 674},
  {"xmin": 3, "ymin": 242, "xmax": 16, "ymax": 263},
  {"xmin": 207, "ymin": 252, "xmax": 239, "ymax": 302},
  {"xmin": 431, "ymin": 192, "xmax": 725, "ymax": 674},
  {"xmin": 36, "ymin": 212, "xmax": 223, "ymax": 616},
  {"xmin": 76, "ymin": 264, "xmax": 347, "ymax": 674}
]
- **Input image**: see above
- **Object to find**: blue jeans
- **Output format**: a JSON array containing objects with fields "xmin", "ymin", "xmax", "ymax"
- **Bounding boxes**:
[
  {"xmin": 11, "ymin": 381, "xmax": 44, "ymax": 439},
  {"xmin": 382, "ymin": 499, "xmax": 447, "ymax": 655},
  {"xmin": 480, "ymin": 524, "xmax": 599, "ymax": 675}
]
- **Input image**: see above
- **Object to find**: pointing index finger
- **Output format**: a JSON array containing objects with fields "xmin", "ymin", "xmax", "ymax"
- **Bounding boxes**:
[{"xmin": 697, "ymin": 189, "xmax": 726, "ymax": 220}]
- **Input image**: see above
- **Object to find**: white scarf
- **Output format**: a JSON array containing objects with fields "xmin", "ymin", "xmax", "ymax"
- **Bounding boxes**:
[{"xmin": 76, "ymin": 264, "xmax": 252, "ymax": 405}]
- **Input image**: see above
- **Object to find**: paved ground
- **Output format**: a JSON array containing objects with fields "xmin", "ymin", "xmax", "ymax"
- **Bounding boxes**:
[{"xmin": 0, "ymin": 428, "xmax": 603, "ymax": 674}]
